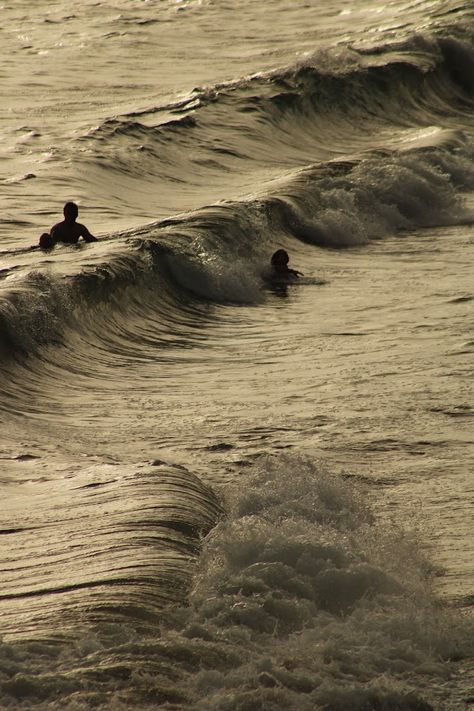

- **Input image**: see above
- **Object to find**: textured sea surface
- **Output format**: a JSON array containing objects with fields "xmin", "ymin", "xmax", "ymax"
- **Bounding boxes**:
[{"xmin": 1, "ymin": 1, "xmax": 473, "ymax": 708}]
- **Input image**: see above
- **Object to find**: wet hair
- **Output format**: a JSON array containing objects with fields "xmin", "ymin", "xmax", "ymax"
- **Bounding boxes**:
[
  {"xmin": 63, "ymin": 202, "xmax": 79, "ymax": 219},
  {"xmin": 271, "ymin": 249, "xmax": 289, "ymax": 266},
  {"xmin": 39, "ymin": 233, "xmax": 54, "ymax": 250}
]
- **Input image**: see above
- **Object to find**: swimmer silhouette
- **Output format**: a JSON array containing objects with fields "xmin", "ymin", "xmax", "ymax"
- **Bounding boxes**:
[
  {"xmin": 270, "ymin": 249, "xmax": 302, "ymax": 279},
  {"xmin": 39, "ymin": 202, "xmax": 97, "ymax": 249},
  {"xmin": 39, "ymin": 232, "xmax": 54, "ymax": 250}
]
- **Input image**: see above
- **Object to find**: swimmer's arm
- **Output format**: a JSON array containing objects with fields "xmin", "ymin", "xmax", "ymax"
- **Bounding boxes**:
[
  {"xmin": 79, "ymin": 224, "xmax": 98, "ymax": 242},
  {"xmin": 49, "ymin": 224, "xmax": 60, "ymax": 243}
]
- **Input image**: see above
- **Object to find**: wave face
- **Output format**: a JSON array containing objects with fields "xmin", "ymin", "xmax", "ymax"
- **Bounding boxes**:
[
  {"xmin": 1, "ymin": 130, "xmax": 474, "ymax": 362},
  {"xmin": 1, "ymin": 1, "xmax": 474, "ymax": 709}
]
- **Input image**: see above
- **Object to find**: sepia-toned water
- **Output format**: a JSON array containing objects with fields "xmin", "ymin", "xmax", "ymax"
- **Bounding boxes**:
[{"xmin": 1, "ymin": 1, "xmax": 473, "ymax": 708}]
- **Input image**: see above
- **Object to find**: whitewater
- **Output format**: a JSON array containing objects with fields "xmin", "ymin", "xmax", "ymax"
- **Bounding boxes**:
[{"xmin": 0, "ymin": 1, "xmax": 473, "ymax": 708}]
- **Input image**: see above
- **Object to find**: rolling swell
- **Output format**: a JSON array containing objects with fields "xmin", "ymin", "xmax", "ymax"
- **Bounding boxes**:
[
  {"xmin": 2, "ymin": 29, "xmax": 474, "ymax": 402},
  {"xmin": 36, "ymin": 29, "xmax": 474, "ymax": 271},
  {"xmin": 0, "ymin": 461, "xmax": 222, "ymax": 640},
  {"xmin": 77, "ymin": 31, "xmax": 474, "ymax": 182},
  {"xmin": 1, "ymin": 127, "xmax": 474, "ymax": 372}
]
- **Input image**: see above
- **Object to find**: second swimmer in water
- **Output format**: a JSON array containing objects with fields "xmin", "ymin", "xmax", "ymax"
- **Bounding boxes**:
[{"xmin": 270, "ymin": 249, "xmax": 303, "ymax": 280}]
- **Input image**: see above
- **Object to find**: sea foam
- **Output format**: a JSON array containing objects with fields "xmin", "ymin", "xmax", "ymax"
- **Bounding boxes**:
[{"xmin": 1, "ymin": 455, "xmax": 467, "ymax": 709}]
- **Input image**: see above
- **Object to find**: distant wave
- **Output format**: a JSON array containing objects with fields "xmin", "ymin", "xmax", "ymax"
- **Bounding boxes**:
[
  {"xmin": 40, "ymin": 28, "xmax": 474, "ymax": 257},
  {"xmin": 72, "ymin": 32, "xmax": 474, "ymax": 182},
  {"xmin": 123, "ymin": 33, "xmax": 474, "ymax": 129}
]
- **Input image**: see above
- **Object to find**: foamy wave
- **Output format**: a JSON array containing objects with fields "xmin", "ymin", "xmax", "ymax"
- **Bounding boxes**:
[
  {"xmin": 1, "ymin": 132, "xmax": 472, "ymax": 366},
  {"xmin": 0, "ymin": 271, "xmax": 73, "ymax": 357},
  {"xmin": 1, "ymin": 454, "xmax": 470, "ymax": 709},
  {"xmin": 181, "ymin": 455, "xmax": 470, "ymax": 711}
]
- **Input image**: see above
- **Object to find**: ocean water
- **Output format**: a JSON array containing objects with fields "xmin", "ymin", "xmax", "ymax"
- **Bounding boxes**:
[{"xmin": 1, "ymin": 0, "xmax": 473, "ymax": 708}]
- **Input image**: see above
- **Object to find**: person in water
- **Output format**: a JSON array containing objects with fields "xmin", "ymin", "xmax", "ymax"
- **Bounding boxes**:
[
  {"xmin": 39, "ymin": 202, "xmax": 97, "ymax": 249},
  {"xmin": 270, "ymin": 249, "xmax": 302, "ymax": 279},
  {"xmin": 38, "ymin": 232, "xmax": 54, "ymax": 250}
]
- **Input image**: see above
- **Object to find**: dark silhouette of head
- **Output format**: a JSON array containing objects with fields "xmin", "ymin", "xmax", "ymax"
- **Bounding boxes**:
[
  {"xmin": 39, "ymin": 233, "xmax": 54, "ymax": 250},
  {"xmin": 63, "ymin": 202, "xmax": 79, "ymax": 221},
  {"xmin": 271, "ymin": 249, "xmax": 289, "ymax": 268}
]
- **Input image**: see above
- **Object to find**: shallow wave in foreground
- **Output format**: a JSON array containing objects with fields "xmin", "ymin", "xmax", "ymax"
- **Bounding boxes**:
[{"xmin": 0, "ymin": 455, "xmax": 472, "ymax": 709}]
